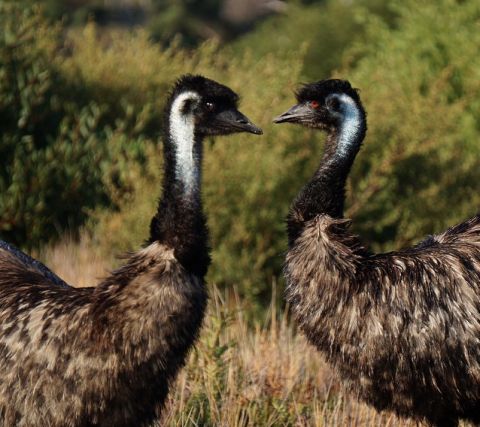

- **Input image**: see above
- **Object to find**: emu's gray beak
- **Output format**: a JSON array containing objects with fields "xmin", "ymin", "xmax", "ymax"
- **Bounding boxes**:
[
  {"xmin": 273, "ymin": 104, "xmax": 311, "ymax": 124},
  {"xmin": 217, "ymin": 109, "xmax": 263, "ymax": 135}
]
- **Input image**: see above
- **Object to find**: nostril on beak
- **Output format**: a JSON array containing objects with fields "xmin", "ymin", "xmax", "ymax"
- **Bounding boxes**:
[{"xmin": 233, "ymin": 112, "xmax": 262, "ymax": 134}]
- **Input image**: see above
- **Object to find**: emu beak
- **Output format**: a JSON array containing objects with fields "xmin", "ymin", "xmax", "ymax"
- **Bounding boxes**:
[
  {"xmin": 216, "ymin": 109, "xmax": 263, "ymax": 135},
  {"xmin": 273, "ymin": 104, "xmax": 311, "ymax": 124}
]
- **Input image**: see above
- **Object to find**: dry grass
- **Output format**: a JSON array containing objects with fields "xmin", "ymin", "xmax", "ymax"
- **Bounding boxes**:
[
  {"xmin": 160, "ymin": 287, "xmax": 418, "ymax": 427},
  {"xmin": 39, "ymin": 234, "xmax": 111, "ymax": 287},
  {"xmin": 41, "ymin": 237, "xmax": 419, "ymax": 426}
]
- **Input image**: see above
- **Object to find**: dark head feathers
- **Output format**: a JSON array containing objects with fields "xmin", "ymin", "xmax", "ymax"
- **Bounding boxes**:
[
  {"xmin": 296, "ymin": 79, "xmax": 361, "ymax": 104},
  {"xmin": 168, "ymin": 74, "xmax": 240, "ymax": 107}
]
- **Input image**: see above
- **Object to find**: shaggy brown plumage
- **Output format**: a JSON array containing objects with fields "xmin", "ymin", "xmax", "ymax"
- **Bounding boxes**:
[
  {"xmin": 0, "ymin": 75, "xmax": 261, "ymax": 427},
  {"xmin": 275, "ymin": 79, "xmax": 480, "ymax": 427}
]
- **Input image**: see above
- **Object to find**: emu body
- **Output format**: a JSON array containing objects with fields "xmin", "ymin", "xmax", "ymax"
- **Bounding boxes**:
[
  {"xmin": 0, "ymin": 75, "xmax": 261, "ymax": 426},
  {"xmin": 276, "ymin": 79, "xmax": 480, "ymax": 427},
  {"xmin": 286, "ymin": 215, "xmax": 480, "ymax": 427},
  {"xmin": 0, "ymin": 243, "xmax": 203, "ymax": 426}
]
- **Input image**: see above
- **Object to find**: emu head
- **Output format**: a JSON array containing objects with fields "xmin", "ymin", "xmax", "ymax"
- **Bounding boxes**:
[
  {"xmin": 167, "ymin": 75, "xmax": 262, "ymax": 137},
  {"xmin": 273, "ymin": 79, "xmax": 364, "ymax": 132}
]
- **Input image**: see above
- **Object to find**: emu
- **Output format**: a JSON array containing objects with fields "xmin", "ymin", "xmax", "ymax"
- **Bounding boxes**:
[
  {"xmin": 274, "ymin": 79, "xmax": 480, "ymax": 427},
  {"xmin": 0, "ymin": 75, "xmax": 262, "ymax": 427}
]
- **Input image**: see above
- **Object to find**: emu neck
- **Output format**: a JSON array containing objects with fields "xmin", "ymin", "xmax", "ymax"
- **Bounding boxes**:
[
  {"xmin": 169, "ymin": 92, "xmax": 202, "ymax": 198},
  {"xmin": 163, "ymin": 123, "xmax": 203, "ymax": 204},
  {"xmin": 149, "ymin": 95, "xmax": 210, "ymax": 277},
  {"xmin": 288, "ymin": 100, "xmax": 365, "ymax": 246}
]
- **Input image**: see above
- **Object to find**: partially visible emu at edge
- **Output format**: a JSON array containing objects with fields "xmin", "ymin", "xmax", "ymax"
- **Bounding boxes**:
[
  {"xmin": 275, "ymin": 79, "xmax": 480, "ymax": 427},
  {"xmin": 0, "ymin": 75, "xmax": 261, "ymax": 427}
]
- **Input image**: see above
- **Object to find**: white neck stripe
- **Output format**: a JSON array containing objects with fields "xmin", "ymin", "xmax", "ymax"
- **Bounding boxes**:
[
  {"xmin": 169, "ymin": 91, "xmax": 201, "ymax": 195},
  {"xmin": 335, "ymin": 94, "xmax": 362, "ymax": 158}
]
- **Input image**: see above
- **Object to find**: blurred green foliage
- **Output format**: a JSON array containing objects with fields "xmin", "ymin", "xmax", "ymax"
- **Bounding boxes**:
[
  {"xmin": 39, "ymin": 0, "xmax": 267, "ymax": 47},
  {"xmin": 345, "ymin": 0, "xmax": 480, "ymax": 251},
  {"xmin": 148, "ymin": 0, "xmax": 223, "ymax": 46},
  {"xmin": 233, "ymin": 0, "xmax": 396, "ymax": 80},
  {"xmin": 0, "ymin": 3, "xmax": 154, "ymax": 247},
  {"xmin": 1, "ymin": 0, "xmax": 480, "ymax": 310}
]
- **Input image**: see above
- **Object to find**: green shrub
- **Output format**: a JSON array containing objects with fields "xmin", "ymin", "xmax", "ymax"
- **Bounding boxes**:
[
  {"xmin": 343, "ymin": 0, "xmax": 480, "ymax": 251},
  {"xmin": 232, "ymin": 0, "xmax": 396, "ymax": 80},
  {"xmin": 0, "ymin": 4, "xmax": 154, "ymax": 247}
]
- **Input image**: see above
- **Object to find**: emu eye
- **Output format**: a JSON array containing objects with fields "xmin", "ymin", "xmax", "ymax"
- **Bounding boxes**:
[
  {"xmin": 310, "ymin": 100, "xmax": 320, "ymax": 109},
  {"xmin": 205, "ymin": 102, "xmax": 215, "ymax": 111}
]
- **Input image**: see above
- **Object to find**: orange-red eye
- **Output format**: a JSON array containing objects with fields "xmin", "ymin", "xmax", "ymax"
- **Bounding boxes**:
[{"xmin": 310, "ymin": 100, "xmax": 320, "ymax": 109}]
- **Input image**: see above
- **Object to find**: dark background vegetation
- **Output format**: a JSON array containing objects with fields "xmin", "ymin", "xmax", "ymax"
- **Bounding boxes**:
[{"xmin": 1, "ymin": 0, "xmax": 479, "ymax": 311}]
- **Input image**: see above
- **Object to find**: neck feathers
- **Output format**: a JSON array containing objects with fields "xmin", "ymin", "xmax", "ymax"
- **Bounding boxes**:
[
  {"xmin": 335, "ymin": 94, "xmax": 364, "ymax": 160},
  {"xmin": 149, "ymin": 91, "xmax": 210, "ymax": 277},
  {"xmin": 169, "ymin": 91, "xmax": 201, "ymax": 196},
  {"xmin": 288, "ymin": 94, "xmax": 366, "ymax": 246}
]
